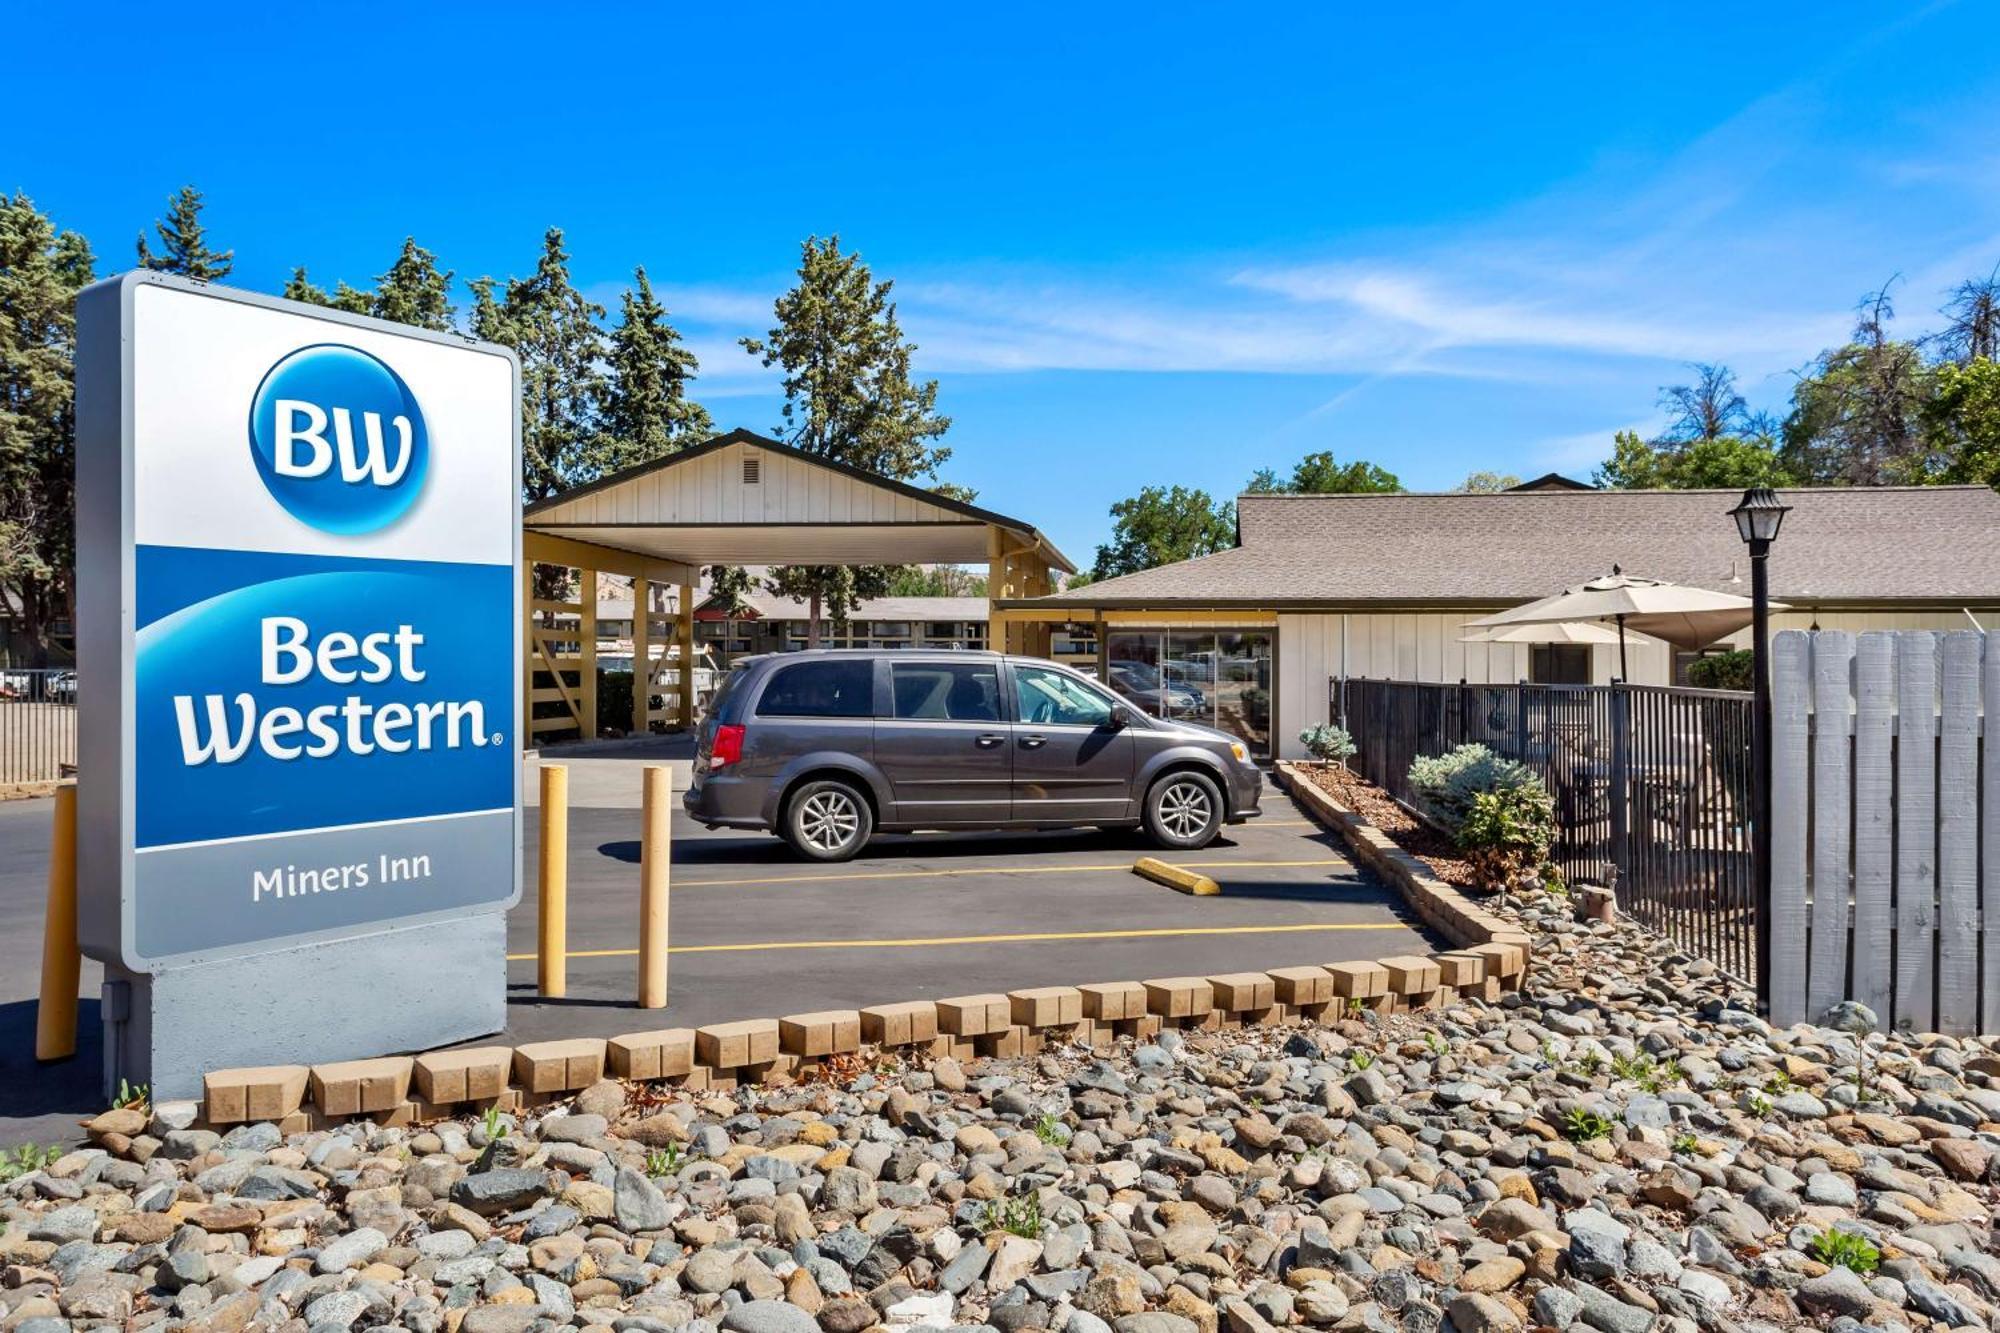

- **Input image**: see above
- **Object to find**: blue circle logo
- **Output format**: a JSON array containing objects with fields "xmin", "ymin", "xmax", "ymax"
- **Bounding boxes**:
[{"xmin": 248, "ymin": 344, "xmax": 429, "ymax": 534}]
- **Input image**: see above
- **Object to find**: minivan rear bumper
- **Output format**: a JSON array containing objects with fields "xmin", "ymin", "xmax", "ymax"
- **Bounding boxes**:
[{"xmin": 683, "ymin": 772, "xmax": 770, "ymax": 829}]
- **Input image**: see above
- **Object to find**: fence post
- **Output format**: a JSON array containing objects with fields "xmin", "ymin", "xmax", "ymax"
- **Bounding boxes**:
[
  {"xmin": 1609, "ymin": 684, "xmax": 1631, "ymax": 895},
  {"xmin": 36, "ymin": 784, "xmax": 79, "ymax": 1061}
]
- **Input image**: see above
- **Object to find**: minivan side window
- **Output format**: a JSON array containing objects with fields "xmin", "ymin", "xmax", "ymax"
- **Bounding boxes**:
[
  {"xmin": 1013, "ymin": 665, "xmax": 1116, "ymax": 727},
  {"xmin": 756, "ymin": 660, "xmax": 875, "ymax": 718},
  {"xmin": 891, "ymin": 662, "xmax": 1001, "ymax": 722}
]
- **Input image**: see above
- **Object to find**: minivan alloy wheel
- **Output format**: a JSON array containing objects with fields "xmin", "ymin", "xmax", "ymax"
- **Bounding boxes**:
[
  {"xmin": 798, "ymin": 789, "xmax": 861, "ymax": 852},
  {"xmin": 1156, "ymin": 778, "xmax": 1213, "ymax": 840}
]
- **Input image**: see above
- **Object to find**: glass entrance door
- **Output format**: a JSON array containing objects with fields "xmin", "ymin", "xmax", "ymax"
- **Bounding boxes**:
[{"xmin": 1103, "ymin": 629, "xmax": 1272, "ymax": 755}]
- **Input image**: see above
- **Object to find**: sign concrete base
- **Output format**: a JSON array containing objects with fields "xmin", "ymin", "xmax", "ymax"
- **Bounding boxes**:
[{"xmin": 101, "ymin": 912, "xmax": 507, "ymax": 1102}]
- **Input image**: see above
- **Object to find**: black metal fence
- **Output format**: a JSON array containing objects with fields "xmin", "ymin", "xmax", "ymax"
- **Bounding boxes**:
[
  {"xmin": 1331, "ymin": 676, "xmax": 1757, "ymax": 983},
  {"xmin": 0, "ymin": 668, "xmax": 78, "ymax": 783}
]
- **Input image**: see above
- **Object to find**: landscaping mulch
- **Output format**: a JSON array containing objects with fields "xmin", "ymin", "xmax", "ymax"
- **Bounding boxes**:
[{"xmin": 1296, "ymin": 761, "xmax": 1482, "ymax": 890}]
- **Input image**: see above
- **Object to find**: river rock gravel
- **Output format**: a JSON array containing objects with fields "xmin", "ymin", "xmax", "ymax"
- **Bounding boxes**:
[{"xmin": 6, "ymin": 889, "xmax": 2000, "ymax": 1333}]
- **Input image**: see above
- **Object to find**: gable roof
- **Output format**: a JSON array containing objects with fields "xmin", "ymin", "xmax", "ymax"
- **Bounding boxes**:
[
  {"xmin": 1024, "ymin": 486, "xmax": 2000, "ymax": 609},
  {"xmin": 525, "ymin": 428, "xmax": 1074, "ymax": 572}
]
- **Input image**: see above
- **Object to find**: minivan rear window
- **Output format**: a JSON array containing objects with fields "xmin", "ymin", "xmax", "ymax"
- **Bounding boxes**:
[{"xmin": 756, "ymin": 659, "xmax": 875, "ymax": 718}]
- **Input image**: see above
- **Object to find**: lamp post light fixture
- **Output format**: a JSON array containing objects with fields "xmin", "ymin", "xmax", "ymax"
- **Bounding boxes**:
[{"xmin": 1730, "ymin": 486, "xmax": 1790, "ymax": 1013}]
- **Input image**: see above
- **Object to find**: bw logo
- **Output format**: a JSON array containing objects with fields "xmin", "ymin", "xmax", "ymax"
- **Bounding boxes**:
[{"xmin": 249, "ymin": 344, "xmax": 429, "ymax": 534}]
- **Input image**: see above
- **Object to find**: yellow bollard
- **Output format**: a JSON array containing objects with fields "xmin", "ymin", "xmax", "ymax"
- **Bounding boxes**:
[
  {"xmin": 36, "ymin": 784, "xmax": 79, "ymax": 1061},
  {"xmin": 538, "ymin": 764, "xmax": 568, "ymax": 998},
  {"xmin": 638, "ymin": 765, "xmax": 670, "ymax": 1008}
]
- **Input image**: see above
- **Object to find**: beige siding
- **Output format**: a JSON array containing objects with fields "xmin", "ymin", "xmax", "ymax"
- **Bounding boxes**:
[
  {"xmin": 1272, "ymin": 606, "xmax": 1997, "ymax": 759},
  {"xmin": 532, "ymin": 440, "xmax": 960, "ymax": 529}
]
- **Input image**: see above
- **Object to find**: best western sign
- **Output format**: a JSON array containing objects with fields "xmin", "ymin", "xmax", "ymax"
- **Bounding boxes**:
[{"xmin": 76, "ymin": 274, "xmax": 521, "ymax": 976}]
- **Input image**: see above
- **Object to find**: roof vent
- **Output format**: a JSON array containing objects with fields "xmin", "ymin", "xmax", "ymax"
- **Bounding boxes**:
[{"xmin": 742, "ymin": 455, "xmax": 761, "ymax": 485}]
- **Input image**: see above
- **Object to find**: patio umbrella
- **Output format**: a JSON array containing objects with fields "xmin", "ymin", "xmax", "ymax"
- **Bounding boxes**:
[
  {"xmin": 1457, "ymin": 621, "xmax": 1625, "ymax": 645},
  {"xmin": 1466, "ymin": 567, "xmax": 1786, "ymax": 680}
]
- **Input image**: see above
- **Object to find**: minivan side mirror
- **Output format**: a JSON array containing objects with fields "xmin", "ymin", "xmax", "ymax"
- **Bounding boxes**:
[{"xmin": 1105, "ymin": 709, "xmax": 1130, "ymax": 731}]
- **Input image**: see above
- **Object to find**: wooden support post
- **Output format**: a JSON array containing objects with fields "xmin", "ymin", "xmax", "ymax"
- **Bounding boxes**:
[
  {"xmin": 639, "ymin": 765, "xmax": 671, "ymax": 1008},
  {"xmin": 538, "ymin": 765, "xmax": 569, "ymax": 998},
  {"xmin": 631, "ymin": 576, "xmax": 651, "ymax": 735},
  {"xmin": 677, "ymin": 579, "xmax": 696, "ymax": 729},
  {"xmin": 35, "ymin": 784, "xmax": 78, "ymax": 1061},
  {"xmin": 577, "ymin": 567, "xmax": 597, "ymax": 740}
]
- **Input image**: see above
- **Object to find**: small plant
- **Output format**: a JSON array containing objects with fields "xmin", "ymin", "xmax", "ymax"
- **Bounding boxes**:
[
  {"xmin": 1424, "ymin": 1030, "xmax": 1447, "ymax": 1058},
  {"xmin": 1033, "ymin": 1113, "xmax": 1070, "ymax": 1147},
  {"xmin": 1345, "ymin": 997, "xmax": 1366, "ymax": 1018},
  {"xmin": 1540, "ymin": 865, "xmax": 1570, "ymax": 899},
  {"xmin": 1539, "ymin": 1040, "xmax": 1561, "ymax": 1067},
  {"xmin": 1639, "ymin": 1060, "xmax": 1683, "ymax": 1094},
  {"xmin": 1686, "ymin": 650, "xmax": 1754, "ymax": 692},
  {"xmin": 1610, "ymin": 1052, "xmax": 1653, "ymax": 1082},
  {"xmin": 1560, "ymin": 1106, "xmax": 1615, "ymax": 1142},
  {"xmin": 1348, "ymin": 1050, "xmax": 1375, "ymax": 1072},
  {"xmin": 982, "ymin": 1191, "xmax": 1044, "ymax": 1239},
  {"xmin": 1746, "ymin": 1090, "xmax": 1775, "ymax": 1118},
  {"xmin": 1407, "ymin": 744, "xmax": 1555, "ymax": 891},
  {"xmin": 1764, "ymin": 1070, "xmax": 1794, "ymax": 1095},
  {"xmin": 645, "ymin": 1144, "xmax": 682, "ymax": 1178},
  {"xmin": 1671, "ymin": 1131, "xmax": 1703, "ymax": 1156},
  {"xmin": 111, "ymin": 1079, "xmax": 149, "ymax": 1111},
  {"xmin": 1298, "ymin": 723, "xmax": 1357, "ymax": 767},
  {"xmin": 0, "ymin": 1144, "xmax": 61, "ymax": 1183},
  {"xmin": 1809, "ymin": 1229, "xmax": 1881, "ymax": 1275},
  {"xmin": 479, "ymin": 1104, "xmax": 505, "ymax": 1141},
  {"xmin": 1574, "ymin": 1050, "xmax": 1604, "ymax": 1078}
]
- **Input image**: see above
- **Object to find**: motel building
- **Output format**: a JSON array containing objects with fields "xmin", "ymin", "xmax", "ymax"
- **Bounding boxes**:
[{"xmin": 995, "ymin": 482, "xmax": 2000, "ymax": 761}]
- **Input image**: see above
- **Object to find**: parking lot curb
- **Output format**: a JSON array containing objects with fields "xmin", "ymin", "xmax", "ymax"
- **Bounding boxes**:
[
  {"xmin": 1131, "ymin": 856, "xmax": 1220, "ymax": 896},
  {"xmin": 177, "ymin": 766, "xmax": 1538, "ymax": 1130}
]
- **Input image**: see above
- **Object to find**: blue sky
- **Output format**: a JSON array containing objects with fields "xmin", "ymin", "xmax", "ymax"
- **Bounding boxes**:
[{"xmin": 12, "ymin": 2, "xmax": 2000, "ymax": 565}]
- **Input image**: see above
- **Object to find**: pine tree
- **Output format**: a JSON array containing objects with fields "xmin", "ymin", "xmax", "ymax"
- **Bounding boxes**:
[
  {"xmin": 282, "ymin": 266, "xmax": 368, "ymax": 314},
  {"xmin": 599, "ymin": 266, "xmax": 710, "ymax": 471},
  {"xmin": 371, "ymin": 238, "xmax": 455, "ymax": 331},
  {"xmin": 0, "ymin": 194, "xmax": 94, "ymax": 664},
  {"xmin": 135, "ymin": 185, "xmax": 233, "ymax": 280},
  {"xmin": 742, "ymin": 236, "xmax": 952, "ymax": 643}
]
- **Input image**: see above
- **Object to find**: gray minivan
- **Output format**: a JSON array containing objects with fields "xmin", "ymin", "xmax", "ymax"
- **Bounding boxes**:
[{"xmin": 684, "ymin": 650, "xmax": 1263, "ymax": 861}]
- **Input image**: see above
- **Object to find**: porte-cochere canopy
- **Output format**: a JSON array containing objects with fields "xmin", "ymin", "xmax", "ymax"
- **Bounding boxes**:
[{"xmin": 519, "ymin": 429, "xmax": 1075, "ymax": 743}]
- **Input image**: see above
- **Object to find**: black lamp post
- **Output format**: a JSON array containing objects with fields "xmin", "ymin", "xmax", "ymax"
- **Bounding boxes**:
[{"xmin": 1730, "ymin": 486, "xmax": 1790, "ymax": 1011}]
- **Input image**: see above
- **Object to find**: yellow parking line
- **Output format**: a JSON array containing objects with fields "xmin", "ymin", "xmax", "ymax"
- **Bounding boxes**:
[
  {"xmin": 505, "ymin": 920, "xmax": 1406, "ymax": 962},
  {"xmin": 674, "ymin": 859, "xmax": 1343, "ymax": 890}
]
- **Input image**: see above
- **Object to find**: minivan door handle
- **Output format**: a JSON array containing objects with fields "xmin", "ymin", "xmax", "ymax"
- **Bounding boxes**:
[
  {"xmin": 1019, "ymin": 733, "xmax": 1048, "ymax": 749},
  {"xmin": 974, "ymin": 733, "xmax": 1006, "ymax": 748}
]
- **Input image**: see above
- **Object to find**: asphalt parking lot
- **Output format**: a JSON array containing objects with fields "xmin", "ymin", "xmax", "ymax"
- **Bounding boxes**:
[{"xmin": 0, "ymin": 744, "xmax": 1432, "ymax": 1147}]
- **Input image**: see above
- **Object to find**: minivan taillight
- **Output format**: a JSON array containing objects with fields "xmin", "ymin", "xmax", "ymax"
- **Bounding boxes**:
[{"xmin": 710, "ymin": 723, "xmax": 745, "ymax": 768}]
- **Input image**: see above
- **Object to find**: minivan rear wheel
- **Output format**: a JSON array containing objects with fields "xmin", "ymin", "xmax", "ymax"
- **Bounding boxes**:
[
  {"xmin": 782, "ymin": 778, "xmax": 873, "ymax": 862},
  {"xmin": 1143, "ymin": 770, "xmax": 1224, "ymax": 850}
]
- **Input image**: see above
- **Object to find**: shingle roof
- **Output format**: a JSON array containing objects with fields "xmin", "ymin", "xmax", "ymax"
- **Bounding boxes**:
[{"xmin": 1034, "ymin": 486, "xmax": 2000, "ymax": 607}]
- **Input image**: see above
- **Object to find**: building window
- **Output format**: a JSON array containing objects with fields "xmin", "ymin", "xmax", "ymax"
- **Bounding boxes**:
[{"xmin": 1530, "ymin": 644, "xmax": 1592, "ymax": 685}]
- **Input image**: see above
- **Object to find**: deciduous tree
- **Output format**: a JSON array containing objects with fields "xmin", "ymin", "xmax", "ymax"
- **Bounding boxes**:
[
  {"xmin": 1245, "ymin": 451, "xmax": 1401, "ymax": 494},
  {"xmin": 1456, "ymin": 470, "xmax": 1520, "ymax": 493},
  {"xmin": 1092, "ymin": 485, "xmax": 1235, "ymax": 580}
]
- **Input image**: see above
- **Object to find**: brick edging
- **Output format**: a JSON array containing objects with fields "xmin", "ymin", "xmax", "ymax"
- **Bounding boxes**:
[{"xmin": 172, "ymin": 775, "xmax": 1537, "ymax": 1134}]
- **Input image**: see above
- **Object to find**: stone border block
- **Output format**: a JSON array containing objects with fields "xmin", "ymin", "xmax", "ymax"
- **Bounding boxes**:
[
  {"xmin": 1080, "ymin": 981, "xmax": 1147, "ymax": 1021},
  {"xmin": 779, "ymin": 1011, "xmax": 862, "ymax": 1058},
  {"xmin": 413, "ymin": 1047, "xmax": 513, "ymax": 1105},
  {"xmin": 695, "ymin": 1020, "xmax": 780, "ymax": 1070},
  {"xmin": 1268, "ymin": 965, "xmax": 1335, "ymax": 1009},
  {"xmin": 1142, "ymin": 976, "xmax": 1214, "ymax": 1020},
  {"xmin": 513, "ymin": 1038, "xmax": 608, "ymax": 1094},
  {"xmin": 1010, "ymin": 986, "xmax": 1083, "ymax": 1029},
  {"xmin": 608, "ymin": 1029, "xmax": 695, "ymax": 1082},
  {"xmin": 860, "ymin": 1000, "xmax": 938, "ymax": 1048},
  {"xmin": 936, "ymin": 993, "xmax": 1010, "ymax": 1037},
  {"xmin": 1209, "ymin": 971, "xmax": 1276, "ymax": 1013},
  {"xmin": 309, "ymin": 1056, "xmax": 413, "ymax": 1118},
  {"xmin": 204, "ymin": 1065, "xmax": 309, "ymax": 1125}
]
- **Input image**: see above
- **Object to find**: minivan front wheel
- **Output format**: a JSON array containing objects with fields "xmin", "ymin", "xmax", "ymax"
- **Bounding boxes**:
[
  {"xmin": 1144, "ymin": 770, "xmax": 1224, "ymax": 850},
  {"xmin": 782, "ymin": 778, "xmax": 873, "ymax": 862}
]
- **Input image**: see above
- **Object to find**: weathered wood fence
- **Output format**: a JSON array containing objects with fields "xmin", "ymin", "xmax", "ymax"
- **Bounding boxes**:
[{"xmin": 1769, "ymin": 629, "xmax": 1997, "ymax": 1033}]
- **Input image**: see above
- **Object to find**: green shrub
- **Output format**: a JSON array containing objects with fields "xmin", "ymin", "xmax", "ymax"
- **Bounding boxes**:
[
  {"xmin": 1686, "ymin": 650, "xmax": 1753, "ymax": 691},
  {"xmin": 1408, "ymin": 744, "xmax": 1553, "ymax": 888},
  {"xmin": 1297, "ymin": 723, "xmax": 1356, "ymax": 765},
  {"xmin": 1560, "ymin": 1106, "xmax": 1615, "ymax": 1142}
]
